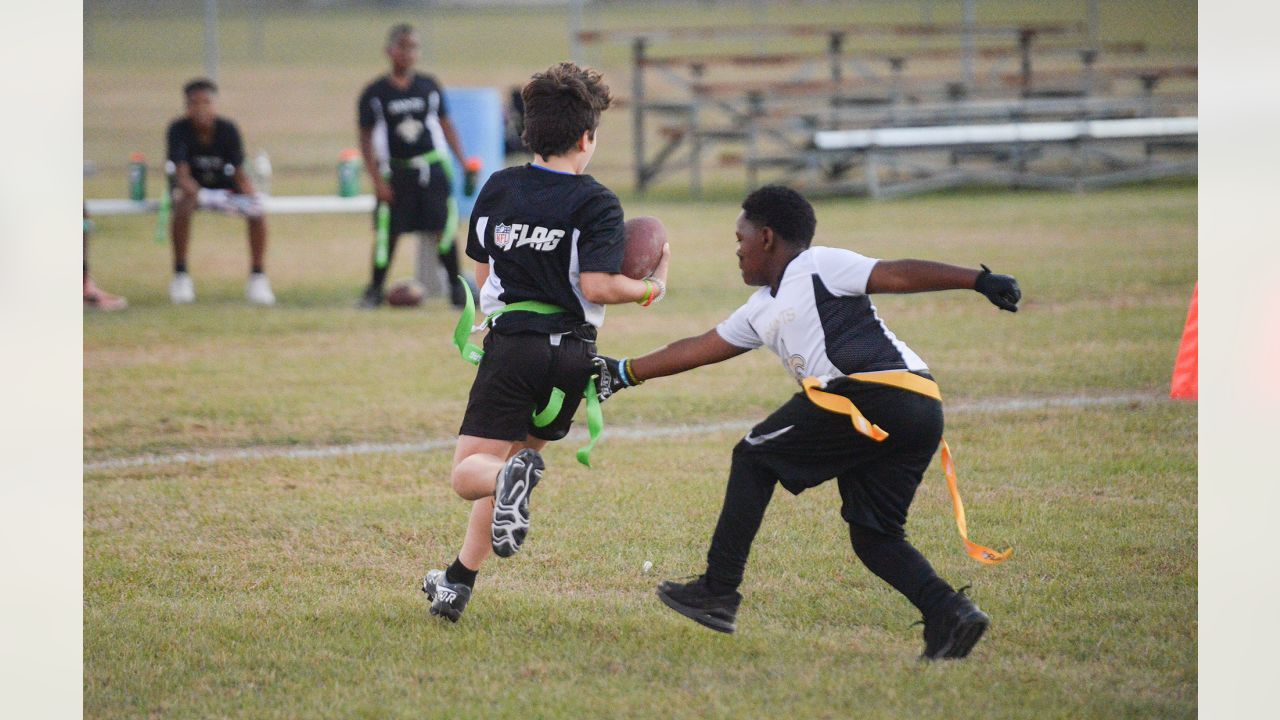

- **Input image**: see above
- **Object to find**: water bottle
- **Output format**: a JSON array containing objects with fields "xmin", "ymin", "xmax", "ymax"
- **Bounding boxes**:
[
  {"xmin": 128, "ymin": 152, "xmax": 146, "ymax": 201},
  {"xmin": 338, "ymin": 148, "xmax": 361, "ymax": 197},
  {"xmin": 253, "ymin": 150, "xmax": 272, "ymax": 195},
  {"xmin": 462, "ymin": 156, "xmax": 482, "ymax": 197}
]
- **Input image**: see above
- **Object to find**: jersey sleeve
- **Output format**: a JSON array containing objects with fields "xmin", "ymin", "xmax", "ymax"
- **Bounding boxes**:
[
  {"xmin": 575, "ymin": 190, "xmax": 625, "ymax": 273},
  {"xmin": 223, "ymin": 121, "xmax": 245, "ymax": 167},
  {"xmin": 811, "ymin": 246, "xmax": 879, "ymax": 296},
  {"xmin": 715, "ymin": 299, "xmax": 764, "ymax": 349},
  {"xmin": 357, "ymin": 85, "xmax": 377, "ymax": 129},
  {"xmin": 166, "ymin": 121, "xmax": 187, "ymax": 165},
  {"xmin": 465, "ymin": 181, "xmax": 496, "ymax": 263},
  {"xmin": 431, "ymin": 76, "xmax": 449, "ymax": 119}
]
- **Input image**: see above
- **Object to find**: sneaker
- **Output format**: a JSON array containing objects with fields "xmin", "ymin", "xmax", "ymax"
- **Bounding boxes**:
[
  {"xmin": 421, "ymin": 569, "xmax": 471, "ymax": 622},
  {"xmin": 357, "ymin": 284, "xmax": 384, "ymax": 309},
  {"xmin": 246, "ymin": 272, "xmax": 276, "ymax": 306},
  {"xmin": 656, "ymin": 575, "xmax": 742, "ymax": 634},
  {"xmin": 169, "ymin": 272, "xmax": 195, "ymax": 304},
  {"xmin": 491, "ymin": 448, "xmax": 544, "ymax": 558},
  {"xmin": 83, "ymin": 277, "xmax": 128, "ymax": 312},
  {"xmin": 919, "ymin": 586, "xmax": 990, "ymax": 660}
]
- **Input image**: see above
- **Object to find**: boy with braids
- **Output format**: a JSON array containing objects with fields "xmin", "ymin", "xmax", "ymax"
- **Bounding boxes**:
[
  {"xmin": 596, "ymin": 185, "xmax": 1020, "ymax": 659},
  {"xmin": 421, "ymin": 62, "xmax": 671, "ymax": 622}
]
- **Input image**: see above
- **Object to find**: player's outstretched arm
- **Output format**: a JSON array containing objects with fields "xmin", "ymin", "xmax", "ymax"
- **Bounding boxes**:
[
  {"xmin": 867, "ymin": 259, "xmax": 1021, "ymax": 312},
  {"xmin": 595, "ymin": 329, "xmax": 748, "ymax": 400}
]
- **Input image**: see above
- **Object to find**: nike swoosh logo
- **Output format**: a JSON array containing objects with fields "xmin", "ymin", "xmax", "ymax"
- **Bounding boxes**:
[{"xmin": 743, "ymin": 425, "xmax": 794, "ymax": 446}]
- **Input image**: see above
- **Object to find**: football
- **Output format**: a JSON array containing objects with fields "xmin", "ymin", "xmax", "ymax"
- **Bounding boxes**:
[
  {"xmin": 621, "ymin": 216, "xmax": 668, "ymax": 280},
  {"xmin": 386, "ymin": 279, "xmax": 425, "ymax": 307}
]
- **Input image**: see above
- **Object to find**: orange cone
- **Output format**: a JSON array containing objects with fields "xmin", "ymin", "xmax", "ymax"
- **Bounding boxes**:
[{"xmin": 1170, "ymin": 284, "xmax": 1197, "ymax": 400}]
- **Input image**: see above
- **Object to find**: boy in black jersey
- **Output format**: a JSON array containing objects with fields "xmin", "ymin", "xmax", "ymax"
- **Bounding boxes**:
[
  {"xmin": 165, "ymin": 78, "xmax": 274, "ymax": 306},
  {"xmin": 596, "ymin": 186, "xmax": 1020, "ymax": 659},
  {"xmin": 421, "ymin": 63, "xmax": 671, "ymax": 622},
  {"xmin": 356, "ymin": 24, "xmax": 479, "ymax": 309}
]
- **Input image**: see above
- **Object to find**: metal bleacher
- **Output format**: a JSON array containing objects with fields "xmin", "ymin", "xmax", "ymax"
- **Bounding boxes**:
[{"xmin": 584, "ymin": 19, "xmax": 1197, "ymax": 198}]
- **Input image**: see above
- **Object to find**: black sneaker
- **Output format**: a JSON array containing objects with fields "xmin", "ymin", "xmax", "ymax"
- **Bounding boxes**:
[
  {"xmin": 491, "ymin": 449, "xmax": 544, "ymax": 558},
  {"xmin": 357, "ymin": 285, "xmax": 384, "ymax": 309},
  {"xmin": 656, "ymin": 575, "xmax": 742, "ymax": 634},
  {"xmin": 919, "ymin": 586, "xmax": 990, "ymax": 660},
  {"xmin": 422, "ymin": 569, "xmax": 471, "ymax": 622}
]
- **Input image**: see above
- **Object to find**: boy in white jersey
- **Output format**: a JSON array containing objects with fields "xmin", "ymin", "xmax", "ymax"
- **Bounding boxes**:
[{"xmin": 596, "ymin": 185, "xmax": 1019, "ymax": 659}]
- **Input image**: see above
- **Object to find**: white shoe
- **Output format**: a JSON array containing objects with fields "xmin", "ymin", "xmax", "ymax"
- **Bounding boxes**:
[
  {"xmin": 169, "ymin": 272, "xmax": 195, "ymax": 304},
  {"xmin": 246, "ymin": 272, "xmax": 276, "ymax": 306}
]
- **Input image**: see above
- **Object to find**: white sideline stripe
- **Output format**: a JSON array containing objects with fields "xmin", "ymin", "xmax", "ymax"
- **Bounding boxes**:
[{"xmin": 83, "ymin": 392, "xmax": 1163, "ymax": 472}]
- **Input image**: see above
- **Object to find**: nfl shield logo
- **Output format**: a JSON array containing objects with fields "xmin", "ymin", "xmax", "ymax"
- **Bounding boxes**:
[{"xmin": 494, "ymin": 223, "xmax": 512, "ymax": 250}]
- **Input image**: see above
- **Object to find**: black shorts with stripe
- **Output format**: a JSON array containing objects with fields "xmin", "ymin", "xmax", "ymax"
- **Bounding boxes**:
[
  {"xmin": 735, "ymin": 375, "xmax": 943, "ymax": 538},
  {"xmin": 375, "ymin": 165, "xmax": 449, "ymax": 236},
  {"xmin": 458, "ymin": 330, "xmax": 597, "ymax": 442}
]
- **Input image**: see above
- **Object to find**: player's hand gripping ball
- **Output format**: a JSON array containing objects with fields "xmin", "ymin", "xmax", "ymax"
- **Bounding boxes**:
[
  {"xmin": 621, "ymin": 216, "xmax": 668, "ymax": 280},
  {"xmin": 386, "ymin": 279, "xmax": 425, "ymax": 307}
]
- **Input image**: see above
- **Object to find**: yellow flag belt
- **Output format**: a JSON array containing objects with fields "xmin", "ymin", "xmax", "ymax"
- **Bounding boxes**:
[{"xmin": 801, "ymin": 372, "xmax": 1013, "ymax": 565}]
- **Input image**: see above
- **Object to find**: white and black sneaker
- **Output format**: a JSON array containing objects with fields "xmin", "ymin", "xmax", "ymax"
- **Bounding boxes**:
[
  {"xmin": 422, "ymin": 569, "xmax": 471, "ymax": 622},
  {"xmin": 491, "ymin": 448, "xmax": 544, "ymax": 558}
]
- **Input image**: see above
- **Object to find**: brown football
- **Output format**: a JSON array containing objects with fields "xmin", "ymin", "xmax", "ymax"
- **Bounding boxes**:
[
  {"xmin": 621, "ymin": 216, "xmax": 667, "ymax": 280},
  {"xmin": 386, "ymin": 279, "xmax": 425, "ymax": 307}
]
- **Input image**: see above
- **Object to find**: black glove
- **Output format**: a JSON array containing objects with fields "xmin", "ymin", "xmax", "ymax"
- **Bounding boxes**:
[
  {"xmin": 974, "ymin": 264, "xmax": 1021, "ymax": 312},
  {"xmin": 592, "ymin": 355, "xmax": 641, "ymax": 402}
]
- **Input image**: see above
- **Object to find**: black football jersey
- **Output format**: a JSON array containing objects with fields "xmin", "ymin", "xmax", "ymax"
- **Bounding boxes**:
[
  {"xmin": 165, "ymin": 117, "xmax": 244, "ymax": 190},
  {"xmin": 466, "ymin": 164, "xmax": 626, "ymax": 334},
  {"xmin": 357, "ymin": 74, "xmax": 449, "ymax": 160}
]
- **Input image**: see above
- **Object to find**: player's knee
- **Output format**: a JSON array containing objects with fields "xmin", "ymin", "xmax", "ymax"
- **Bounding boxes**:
[
  {"xmin": 848, "ymin": 521, "xmax": 903, "ymax": 552},
  {"xmin": 448, "ymin": 465, "xmax": 470, "ymax": 497}
]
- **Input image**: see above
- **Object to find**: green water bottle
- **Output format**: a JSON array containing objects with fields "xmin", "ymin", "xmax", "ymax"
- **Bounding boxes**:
[
  {"xmin": 128, "ymin": 151, "xmax": 147, "ymax": 201},
  {"xmin": 338, "ymin": 148, "xmax": 361, "ymax": 197}
]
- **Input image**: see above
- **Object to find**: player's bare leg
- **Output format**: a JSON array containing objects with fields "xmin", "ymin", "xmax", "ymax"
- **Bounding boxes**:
[
  {"xmin": 245, "ymin": 215, "xmax": 275, "ymax": 305},
  {"xmin": 425, "ymin": 435, "xmax": 547, "ymax": 620},
  {"xmin": 168, "ymin": 191, "xmax": 198, "ymax": 303}
]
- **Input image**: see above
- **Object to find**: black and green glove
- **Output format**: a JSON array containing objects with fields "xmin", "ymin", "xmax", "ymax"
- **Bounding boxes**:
[{"xmin": 592, "ymin": 355, "xmax": 642, "ymax": 402}]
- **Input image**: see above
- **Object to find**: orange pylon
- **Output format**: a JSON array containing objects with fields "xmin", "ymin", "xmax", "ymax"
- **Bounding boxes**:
[{"xmin": 1170, "ymin": 284, "xmax": 1197, "ymax": 400}]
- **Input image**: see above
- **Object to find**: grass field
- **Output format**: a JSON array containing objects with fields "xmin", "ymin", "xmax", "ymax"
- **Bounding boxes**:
[
  {"xmin": 83, "ymin": 184, "xmax": 1197, "ymax": 719},
  {"xmin": 83, "ymin": 2, "xmax": 1196, "ymax": 717}
]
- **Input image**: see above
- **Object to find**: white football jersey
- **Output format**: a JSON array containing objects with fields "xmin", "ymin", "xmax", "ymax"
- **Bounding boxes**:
[{"xmin": 716, "ymin": 246, "xmax": 928, "ymax": 384}]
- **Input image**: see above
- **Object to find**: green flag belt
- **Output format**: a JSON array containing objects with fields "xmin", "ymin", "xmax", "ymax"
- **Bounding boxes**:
[
  {"xmin": 452, "ymin": 277, "xmax": 605, "ymax": 467},
  {"xmin": 388, "ymin": 149, "xmax": 459, "ymax": 255}
]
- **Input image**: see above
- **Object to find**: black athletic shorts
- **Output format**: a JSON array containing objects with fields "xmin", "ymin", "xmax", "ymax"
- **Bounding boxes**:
[
  {"xmin": 458, "ymin": 330, "xmax": 597, "ymax": 442},
  {"xmin": 734, "ymin": 375, "xmax": 944, "ymax": 537},
  {"xmin": 376, "ymin": 164, "xmax": 449, "ymax": 236}
]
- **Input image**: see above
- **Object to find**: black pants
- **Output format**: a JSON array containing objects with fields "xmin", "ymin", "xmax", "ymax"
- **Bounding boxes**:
[{"xmin": 702, "ymin": 379, "xmax": 954, "ymax": 614}]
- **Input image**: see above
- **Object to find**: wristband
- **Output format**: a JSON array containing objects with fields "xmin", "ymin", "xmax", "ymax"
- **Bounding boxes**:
[
  {"xmin": 641, "ymin": 278, "xmax": 666, "ymax": 307},
  {"xmin": 622, "ymin": 357, "xmax": 643, "ymax": 386},
  {"xmin": 637, "ymin": 279, "xmax": 655, "ymax": 306}
]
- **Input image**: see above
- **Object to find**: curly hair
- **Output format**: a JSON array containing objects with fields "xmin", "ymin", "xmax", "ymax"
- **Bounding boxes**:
[
  {"xmin": 520, "ymin": 62, "xmax": 613, "ymax": 158},
  {"xmin": 741, "ymin": 185, "xmax": 816, "ymax": 247}
]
